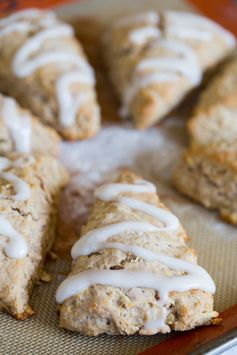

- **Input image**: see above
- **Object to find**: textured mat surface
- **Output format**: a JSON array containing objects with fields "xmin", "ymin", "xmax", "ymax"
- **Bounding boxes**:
[{"xmin": 0, "ymin": 1, "xmax": 236, "ymax": 354}]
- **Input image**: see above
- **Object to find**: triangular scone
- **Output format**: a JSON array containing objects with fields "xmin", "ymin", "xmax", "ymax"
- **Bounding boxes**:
[
  {"xmin": 189, "ymin": 54, "xmax": 237, "ymax": 146},
  {"xmin": 173, "ymin": 142, "xmax": 237, "ymax": 224},
  {"xmin": 0, "ymin": 94, "xmax": 61, "ymax": 156},
  {"xmin": 0, "ymin": 153, "xmax": 68, "ymax": 319},
  {"xmin": 103, "ymin": 11, "xmax": 236, "ymax": 129},
  {"xmin": 56, "ymin": 171, "xmax": 217, "ymax": 336},
  {"xmin": 0, "ymin": 9, "xmax": 100, "ymax": 140}
]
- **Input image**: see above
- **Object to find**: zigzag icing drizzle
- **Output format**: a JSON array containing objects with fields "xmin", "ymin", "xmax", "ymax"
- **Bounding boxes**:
[
  {"xmin": 121, "ymin": 39, "xmax": 201, "ymax": 117},
  {"xmin": 1, "ymin": 97, "xmax": 32, "ymax": 153},
  {"xmin": 0, "ymin": 157, "xmax": 31, "ymax": 259},
  {"xmin": 0, "ymin": 157, "xmax": 31, "ymax": 201},
  {"xmin": 0, "ymin": 215, "xmax": 27, "ymax": 259},
  {"xmin": 114, "ymin": 11, "xmax": 235, "ymax": 118},
  {"xmin": 0, "ymin": 9, "xmax": 95, "ymax": 127},
  {"xmin": 56, "ymin": 179, "xmax": 215, "ymax": 332}
]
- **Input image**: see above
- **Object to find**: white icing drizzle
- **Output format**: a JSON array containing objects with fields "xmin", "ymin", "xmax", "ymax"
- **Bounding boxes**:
[
  {"xmin": 0, "ymin": 9, "xmax": 55, "ymax": 27},
  {"xmin": 0, "ymin": 157, "xmax": 31, "ymax": 201},
  {"xmin": 13, "ymin": 24, "xmax": 74, "ymax": 77},
  {"xmin": 138, "ymin": 40, "xmax": 201, "ymax": 83},
  {"xmin": 56, "ymin": 179, "xmax": 215, "ymax": 332},
  {"xmin": 129, "ymin": 26, "xmax": 161, "ymax": 45},
  {"xmin": 0, "ymin": 22, "xmax": 32, "ymax": 37},
  {"xmin": 168, "ymin": 27, "xmax": 212, "ymax": 42},
  {"xmin": 113, "ymin": 12, "xmax": 161, "ymax": 46},
  {"xmin": 1, "ymin": 9, "xmax": 95, "ymax": 128},
  {"xmin": 0, "ymin": 172, "xmax": 31, "ymax": 201},
  {"xmin": 0, "ymin": 157, "xmax": 11, "ymax": 170},
  {"xmin": 137, "ymin": 38, "xmax": 201, "ymax": 84},
  {"xmin": 166, "ymin": 11, "xmax": 236, "ymax": 46},
  {"xmin": 0, "ymin": 215, "xmax": 27, "ymax": 259},
  {"xmin": 115, "ymin": 10, "xmax": 235, "ymax": 118},
  {"xmin": 113, "ymin": 11, "xmax": 159, "ymax": 28},
  {"xmin": 121, "ymin": 39, "xmax": 201, "ymax": 117},
  {"xmin": 120, "ymin": 72, "xmax": 178, "ymax": 118},
  {"xmin": 0, "ymin": 9, "xmax": 56, "ymax": 37},
  {"xmin": 95, "ymin": 180, "xmax": 156, "ymax": 199},
  {"xmin": 2, "ymin": 97, "xmax": 32, "ymax": 153},
  {"xmin": 56, "ymin": 70, "xmax": 95, "ymax": 127}
]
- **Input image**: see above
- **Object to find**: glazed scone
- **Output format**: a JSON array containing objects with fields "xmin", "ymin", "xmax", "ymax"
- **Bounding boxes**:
[
  {"xmin": 173, "ymin": 142, "xmax": 237, "ymax": 224},
  {"xmin": 0, "ymin": 94, "xmax": 61, "ymax": 155},
  {"xmin": 0, "ymin": 153, "xmax": 68, "ymax": 319},
  {"xmin": 0, "ymin": 8, "xmax": 100, "ymax": 140},
  {"xmin": 103, "ymin": 11, "xmax": 236, "ymax": 129},
  {"xmin": 189, "ymin": 54, "xmax": 237, "ymax": 146},
  {"xmin": 56, "ymin": 171, "xmax": 217, "ymax": 336}
]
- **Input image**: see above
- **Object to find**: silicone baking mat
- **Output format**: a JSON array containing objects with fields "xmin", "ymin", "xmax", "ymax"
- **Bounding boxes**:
[{"xmin": 0, "ymin": 1, "xmax": 237, "ymax": 354}]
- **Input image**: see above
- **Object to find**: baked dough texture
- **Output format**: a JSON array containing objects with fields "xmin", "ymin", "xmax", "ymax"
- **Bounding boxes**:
[
  {"xmin": 189, "ymin": 54, "xmax": 237, "ymax": 146},
  {"xmin": 173, "ymin": 142, "xmax": 237, "ymax": 225},
  {"xmin": 103, "ymin": 11, "xmax": 236, "ymax": 129},
  {"xmin": 0, "ymin": 154, "xmax": 68, "ymax": 319},
  {"xmin": 0, "ymin": 9, "xmax": 100, "ymax": 140},
  {"xmin": 58, "ymin": 171, "xmax": 217, "ymax": 336},
  {"xmin": 0, "ymin": 94, "xmax": 61, "ymax": 156}
]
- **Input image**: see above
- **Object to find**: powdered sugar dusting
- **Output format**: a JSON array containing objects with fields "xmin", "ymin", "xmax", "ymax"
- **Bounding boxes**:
[
  {"xmin": 60, "ymin": 120, "xmax": 186, "ymax": 182},
  {"xmin": 56, "ymin": 118, "xmax": 186, "ymax": 257},
  {"xmin": 57, "ymin": 114, "xmax": 237, "ymax": 266}
]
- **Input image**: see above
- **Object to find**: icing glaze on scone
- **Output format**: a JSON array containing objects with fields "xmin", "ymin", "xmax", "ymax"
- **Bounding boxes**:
[
  {"xmin": 0, "ymin": 9, "xmax": 56, "ymax": 37},
  {"xmin": 0, "ymin": 9, "xmax": 96, "ymax": 129},
  {"xmin": 56, "ymin": 178, "xmax": 215, "ymax": 333},
  {"xmin": 0, "ymin": 94, "xmax": 61, "ymax": 156},
  {"xmin": 104, "ymin": 10, "xmax": 236, "ymax": 128},
  {"xmin": 0, "ymin": 215, "xmax": 27, "ymax": 259},
  {"xmin": 129, "ymin": 26, "xmax": 161, "ymax": 45},
  {"xmin": 188, "ymin": 55, "xmax": 237, "ymax": 146},
  {"xmin": 56, "ymin": 69, "xmax": 95, "ymax": 127},
  {"xmin": 173, "ymin": 141, "xmax": 237, "ymax": 225},
  {"xmin": 113, "ymin": 11, "xmax": 159, "ymax": 28},
  {"xmin": 0, "ymin": 9, "xmax": 55, "ymax": 28},
  {"xmin": 0, "ymin": 157, "xmax": 31, "ymax": 201},
  {"xmin": 166, "ymin": 11, "xmax": 236, "ymax": 45},
  {"xmin": 121, "ymin": 39, "xmax": 201, "ymax": 117},
  {"xmin": 0, "ymin": 154, "xmax": 68, "ymax": 318},
  {"xmin": 2, "ymin": 97, "xmax": 32, "ymax": 153}
]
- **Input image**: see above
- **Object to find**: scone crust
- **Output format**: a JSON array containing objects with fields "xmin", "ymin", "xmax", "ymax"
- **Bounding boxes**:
[
  {"xmin": 0, "ymin": 94, "xmax": 61, "ymax": 156},
  {"xmin": 189, "ymin": 55, "xmax": 237, "ymax": 146},
  {"xmin": 59, "ymin": 171, "xmax": 217, "ymax": 336},
  {"xmin": 103, "ymin": 11, "xmax": 235, "ymax": 129},
  {"xmin": 0, "ymin": 153, "xmax": 69, "ymax": 318},
  {"xmin": 173, "ymin": 142, "xmax": 237, "ymax": 224},
  {"xmin": 0, "ymin": 10, "xmax": 100, "ymax": 140}
]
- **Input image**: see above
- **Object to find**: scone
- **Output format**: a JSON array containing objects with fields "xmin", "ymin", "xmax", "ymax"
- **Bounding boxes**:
[
  {"xmin": 0, "ymin": 94, "xmax": 61, "ymax": 155},
  {"xmin": 189, "ymin": 54, "xmax": 237, "ymax": 146},
  {"xmin": 0, "ymin": 153, "xmax": 68, "ymax": 319},
  {"xmin": 56, "ymin": 171, "xmax": 217, "ymax": 336},
  {"xmin": 173, "ymin": 142, "xmax": 237, "ymax": 224},
  {"xmin": 103, "ymin": 11, "xmax": 236, "ymax": 129},
  {"xmin": 0, "ymin": 8, "xmax": 100, "ymax": 140}
]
